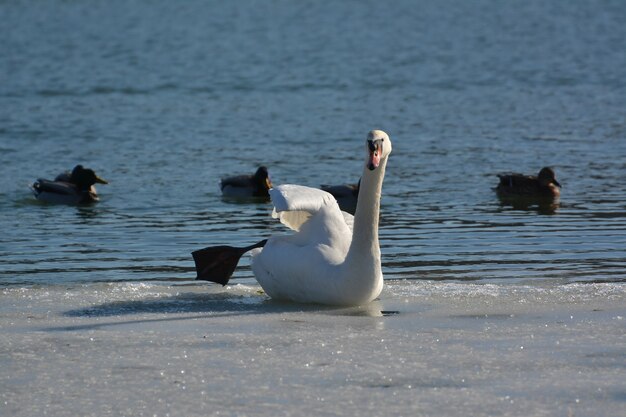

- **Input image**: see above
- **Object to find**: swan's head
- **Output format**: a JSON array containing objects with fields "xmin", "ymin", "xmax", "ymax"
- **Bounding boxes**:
[{"xmin": 366, "ymin": 130, "xmax": 392, "ymax": 171}]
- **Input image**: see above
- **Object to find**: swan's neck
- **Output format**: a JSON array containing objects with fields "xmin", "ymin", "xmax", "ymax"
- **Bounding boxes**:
[{"xmin": 346, "ymin": 157, "xmax": 387, "ymax": 264}]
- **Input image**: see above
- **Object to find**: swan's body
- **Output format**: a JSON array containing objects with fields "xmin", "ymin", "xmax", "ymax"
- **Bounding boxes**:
[
  {"xmin": 220, "ymin": 166, "xmax": 272, "ymax": 198},
  {"xmin": 250, "ymin": 130, "xmax": 391, "ymax": 306},
  {"xmin": 31, "ymin": 165, "xmax": 108, "ymax": 205},
  {"xmin": 496, "ymin": 167, "xmax": 561, "ymax": 198}
]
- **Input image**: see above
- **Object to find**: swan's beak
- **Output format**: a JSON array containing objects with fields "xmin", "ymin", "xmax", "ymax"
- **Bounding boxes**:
[
  {"xmin": 552, "ymin": 179, "xmax": 561, "ymax": 188},
  {"xmin": 367, "ymin": 139, "xmax": 382, "ymax": 171}
]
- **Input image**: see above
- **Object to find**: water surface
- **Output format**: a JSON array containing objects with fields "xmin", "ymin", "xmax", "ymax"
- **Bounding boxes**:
[{"xmin": 1, "ymin": 0, "xmax": 625, "ymax": 287}]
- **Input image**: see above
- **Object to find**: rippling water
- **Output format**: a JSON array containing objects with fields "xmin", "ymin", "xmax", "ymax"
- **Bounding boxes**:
[{"xmin": 1, "ymin": 0, "xmax": 625, "ymax": 288}]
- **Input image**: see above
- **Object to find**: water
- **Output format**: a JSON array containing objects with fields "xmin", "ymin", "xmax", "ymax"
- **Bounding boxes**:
[
  {"xmin": 2, "ymin": 0, "xmax": 625, "ymax": 287},
  {"xmin": 1, "ymin": 2, "xmax": 626, "ymax": 414}
]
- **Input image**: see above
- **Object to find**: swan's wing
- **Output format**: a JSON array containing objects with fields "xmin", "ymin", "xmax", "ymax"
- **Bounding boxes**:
[
  {"xmin": 341, "ymin": 211, "xmax": 354, "ymax": 233},
  {"xmin": 270, "ymin": 184, "xmax": 341, "ymax": 231}
]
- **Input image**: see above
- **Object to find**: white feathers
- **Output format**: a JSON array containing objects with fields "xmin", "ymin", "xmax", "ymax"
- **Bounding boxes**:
[
  {"xmin": 248, "ymin": 130, "xmax": 392, "ymax": 306},
  {"xmin": 270, "ymin": 185, "xmax": 342, "ymax": 232}
]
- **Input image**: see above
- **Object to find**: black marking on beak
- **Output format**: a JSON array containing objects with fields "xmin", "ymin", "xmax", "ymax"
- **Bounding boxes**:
[{"xmin": 367, "ymin": 139, "xmax": 383, "ymax": 171}]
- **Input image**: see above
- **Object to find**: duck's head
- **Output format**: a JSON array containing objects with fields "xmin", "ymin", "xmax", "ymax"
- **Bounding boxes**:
[
  {"xmin": 254, "ymin": 166, "xmax": 272, "ymax": 191},
  {"xmin": 366, "ymin": 130, "xmax": 392, "ymax": 171},
  {"xmin": 537, "ymin": 167, "xmax": 561, "ymax": 188},
  {"xmin": 71, "ymin": 165, "xmax": 109, "ymax": 189}
]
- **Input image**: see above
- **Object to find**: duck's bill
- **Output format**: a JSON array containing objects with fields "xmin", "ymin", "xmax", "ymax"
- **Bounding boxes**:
[
  {"xmin": 95, "ymin": 175, "xmax": 108, "ymax": 184},
  {"xmin": 553, "ymin": 180, "xmax": 562, "ymax": 188}
]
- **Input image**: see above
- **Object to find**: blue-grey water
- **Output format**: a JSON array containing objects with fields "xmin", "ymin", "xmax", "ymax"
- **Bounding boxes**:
[{"xmin": 1, "ymin": 0, "xmax": 625, "ymax": 288}]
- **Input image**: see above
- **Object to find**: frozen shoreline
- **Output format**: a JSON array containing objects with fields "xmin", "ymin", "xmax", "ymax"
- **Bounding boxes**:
[{"xmin": 1, "ymin": 281, "xmax": 625, "ymax": 417}]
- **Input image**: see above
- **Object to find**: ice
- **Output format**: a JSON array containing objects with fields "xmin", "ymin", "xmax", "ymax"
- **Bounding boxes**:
[{"xmin": 1, "ymin": 281, "xmax": 625, "ymax": 416}]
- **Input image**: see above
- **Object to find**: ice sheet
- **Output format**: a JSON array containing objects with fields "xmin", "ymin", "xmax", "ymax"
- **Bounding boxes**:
[{"xmin": 1, "ymin": 281, "xmax": 625, "ymax": 417}]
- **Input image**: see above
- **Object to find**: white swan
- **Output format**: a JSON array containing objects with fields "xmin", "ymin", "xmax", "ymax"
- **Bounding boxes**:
[{"xmin": 250, "ymin": 130, "xmax": 392, "ymax": 306}]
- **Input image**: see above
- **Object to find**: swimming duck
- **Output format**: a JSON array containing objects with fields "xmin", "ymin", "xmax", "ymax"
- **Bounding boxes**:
[
  {"xmin": 31, "ymin": 165, "xmax": 108, "ymax": 205},
  {"xmin": 496, "ymin": 167, "xmax": 561, "ymax": 198},
  {"xmin": 193, "ymin": 130, "xmax": 392, "ymax": 306},
  {"xmin": 220, "ymin": 166, "xmax": 272, "ymax": 198},
  {"xmin": 320, "ymin": 180, "xmax": 360, "ymax": 214}
]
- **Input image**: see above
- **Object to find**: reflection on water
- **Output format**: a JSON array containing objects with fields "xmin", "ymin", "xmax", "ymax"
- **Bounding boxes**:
[
  {"xmin": 75, "ymin": 206, "xmax": 105, "ymax": 222},
  {"xmin": 220, "ymin": 196, "xmax": 272, "ymax": 205},
  {"xmin": 496, "ymin": 195, "xmax": 560, "ymax": 215}
]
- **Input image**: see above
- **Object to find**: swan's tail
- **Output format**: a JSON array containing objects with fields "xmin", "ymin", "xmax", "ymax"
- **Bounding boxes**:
[{"xmin": 192, "ymin": 240, "xmax": 267, "ymax": 286}]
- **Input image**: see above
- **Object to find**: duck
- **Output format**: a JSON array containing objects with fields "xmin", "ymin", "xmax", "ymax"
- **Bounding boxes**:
[
  {"xmin": 193, "ymin": 130, "xmax": 392, "ymax": 306},
  {"xmin": 320, "ymin": 179, "xmax": 360, "ymax": 214},
  {"xmin": 220, "ymin": 166, "xmax": 272, "ymax": 198},
  {"xmin": 496, "ymin": 167, "xmax": 561, "ymax": 198},
  {"xmin": 31, "ymin": 165, "xmax": 108, "ymax": 205}
]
